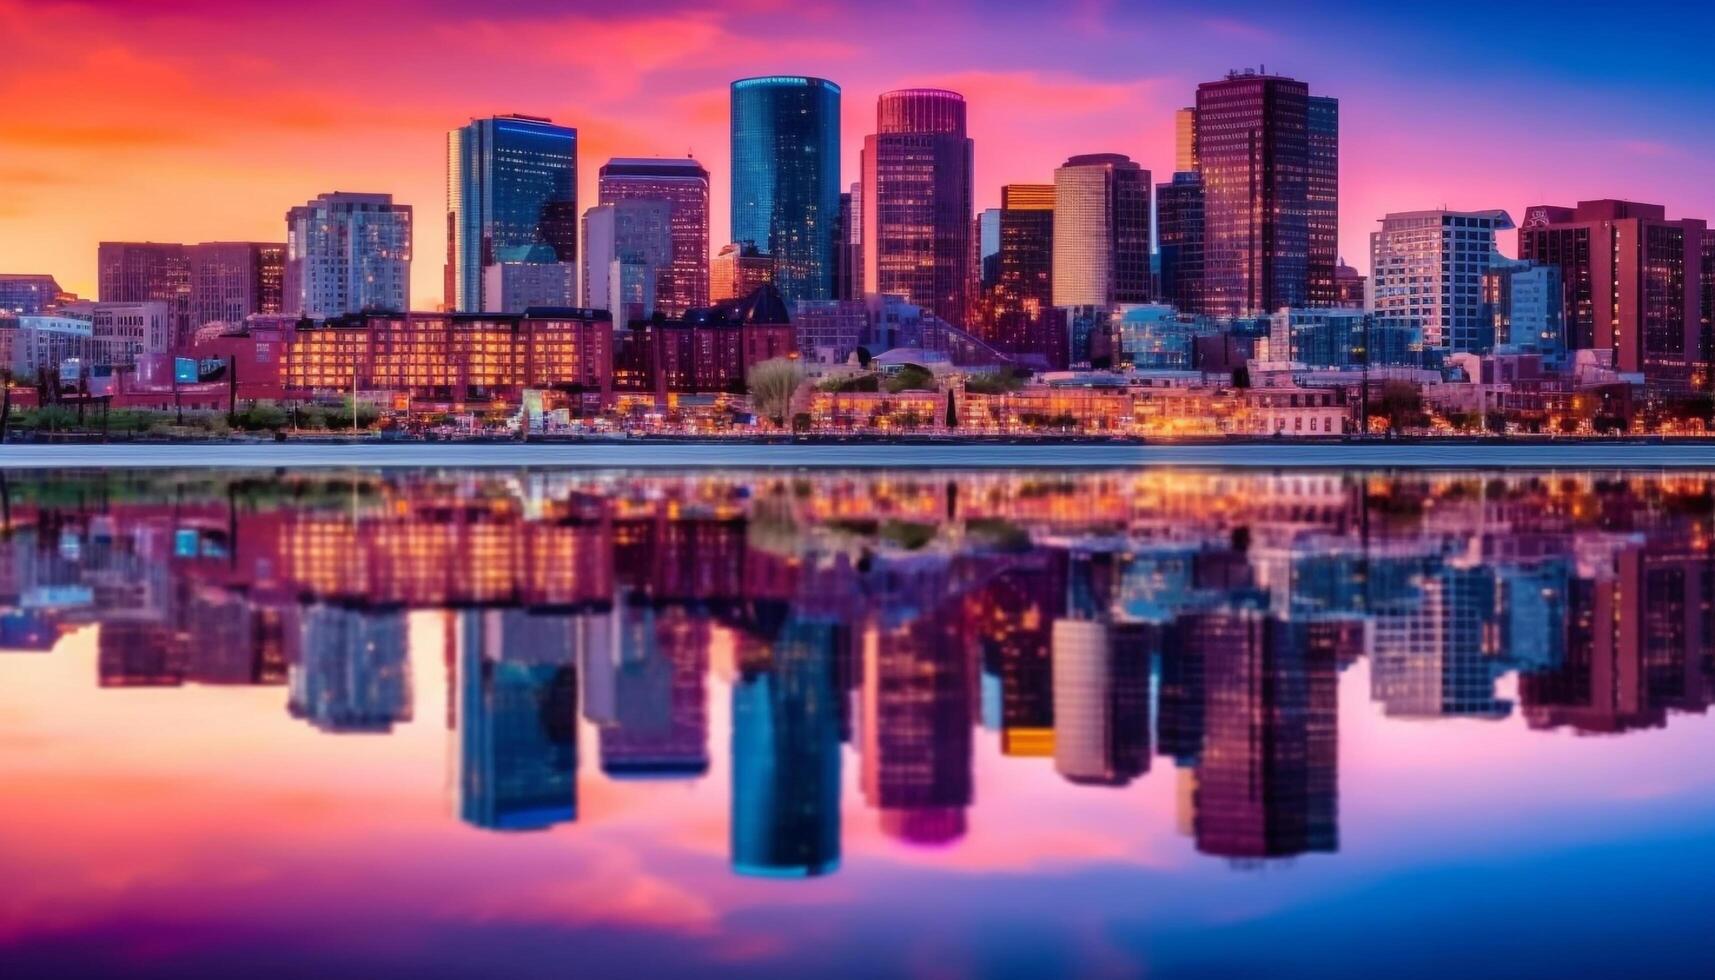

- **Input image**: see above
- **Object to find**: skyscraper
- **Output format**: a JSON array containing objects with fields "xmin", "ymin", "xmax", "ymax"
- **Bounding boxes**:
[
  {"xmin": 1051, "ymin": 154, "xmax": 1151, "ymax": 308},
  {"xmin": 598, "ymin": 158, "xmax": 710, "ymax": 317},
  {"xmin": 1195, "ymin": 71, "xmax": 1332, "ymax": 316},
  {"xmin": 283, "ymin": 192, "xmax": 412, "ymax": 318},
  {"xmin": 980, "ymin": 184, "xmax": 1059, "ymax": 366},
  {"xmin": 447, "ymin": 115, "xmax": 578, "ymax": 313},
  {"xmin": 1370, "ymin": 209, "xmax": 1514, "ymax": 352},
  {"xmin": 1306, "ymin": 96, "xmax": 1340, "ymax": 307},
  {"xmin": 581, "ymin": 200, "xmax": 673, "ymax": 323},
  {"xmin": 730, "ymin": 76, "xmax": 841, "ymax": 304},
  {"xmin": 860, "ymin": 89, "xmax": 974, "ymax": 327},
  {"xmin": 1518, "ymin": 200, "xmax": 1708, "ymax": 384},
  {"xmin": 1157, "ymin": 172, "xmax": 1205, "ymax": 315}
]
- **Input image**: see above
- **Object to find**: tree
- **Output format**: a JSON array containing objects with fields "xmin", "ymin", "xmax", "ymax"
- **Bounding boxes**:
[
  {"xmin": 945, "ymin": 388, "xmax": 957, "ymax": 429},
  {"xmin": 1231, "ymin": 365, "xmax": 1251, "ymax": 390},
  {"xmin": 884, "ymin": 364, "xmax": 935, "ymax": 393},
  {"xmin": 1376, "ymin": 380, "xmax": 1426, "ymax": 435},
  {"xmin": 747, "ymin": 357, "xmax": 803, "ymax": 426}
]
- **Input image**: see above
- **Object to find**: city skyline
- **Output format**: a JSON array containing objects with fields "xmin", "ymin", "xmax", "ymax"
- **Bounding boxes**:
[{"xmin": 4, "ymin": 1, "xmax": 1713, "ymax": 311}]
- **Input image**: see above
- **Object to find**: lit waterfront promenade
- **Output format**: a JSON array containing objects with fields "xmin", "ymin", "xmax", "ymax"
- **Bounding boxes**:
[{"xmin": 8, "ymin": 441, "xmax": 1715, "ymax": 469}]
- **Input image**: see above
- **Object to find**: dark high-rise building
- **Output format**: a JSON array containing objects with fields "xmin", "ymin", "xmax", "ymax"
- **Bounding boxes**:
[
  {"xmin": 861, "ymin": 88, "xmax": 974, "ymax": 328},
  {"xmin": 456, "ymin": 610, "xmax": 579, "ymax": 831},
  {"xmin": 861, "ymin": 607, "xmax": 974, "ymax": 846},
  {"xmin": 1180, "ymin": 609, "xmax": 1338, "ymax": 861},
  {"xmin": 1157, "ymin": 172, "xmax": 1205, "ymax": 314},
  {"xmin": 731, "ymin": 617, "xmax": 844, "ymax": 877},
  {"xmin": 730, "ymin": 76, "xmax": 841, "ymax": 304},
  {"xmin": 1051, "ymin": 154, "xmax": 1151, "ymax": 308},
  {"xmin": 1306, "ymin": 96, "xmax": 1340, "ymax": 307},
  {"xmin": 98, "ymin": 242, "xmax": 191, "ymax": 348},
  {"xmin": 598, "ymin": 158, "xmax": 710, "ymax": 317},
  {"xmin": 188, "ymin": 242, "xmax": 285, "ymax": 332},
  {"xmin": 978, "ymin": 183, "xmax": 1060, "ymax": 367},
  {"xmin": 447, "ymin": 114, "xmax": 578, "ymax": 313},
  {"xmin": 834, "ymin": 189, "xmax": 856, "ymax": 301},
  {"xmin": 1518, "ymin": 200, "xmax": 1707, "ymax": 385},
  {"xmin": 1195, "ymin": 70, "xmax": 1321, "ymax": 316}
]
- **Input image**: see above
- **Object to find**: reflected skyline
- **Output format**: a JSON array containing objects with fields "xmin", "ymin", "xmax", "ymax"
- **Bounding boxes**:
[{"xmin": 3, "ymin": 468, "xmax": 1711, "ymax": 879}]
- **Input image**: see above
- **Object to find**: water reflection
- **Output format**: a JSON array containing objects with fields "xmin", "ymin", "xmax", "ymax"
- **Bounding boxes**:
[{"xmin": 2, "ymin": 469, "xmax": 1712, "ymax": 877}]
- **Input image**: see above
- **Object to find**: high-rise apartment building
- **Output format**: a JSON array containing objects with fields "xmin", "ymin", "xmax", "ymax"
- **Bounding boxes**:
[
  {"xmin": 582, "ymin": 200, "xmax": 673, "ymax": 324},
  {"xmin": 447, "ymin": 115, "xmax": 578, "ymax": 313},
  {"xmin": 1195, "ymin": 71, "xmax": 1338, "ymax": 316},
  {"xmin": 861, "ymin": 88, "xmax": 974, "ymax": 328},
  {"xmin": 1518, "ymin": 200, "xmax": 1708, "ymax": 384},
  {"xmin": 1370, "ymin": 209, "xmax": 1513, "ymax": 352},
  {"xmin": 730, "ymin": 76, "xmax": 841, "ymax": 304},
  {"xmin": 598, "ymin": 158, "xmax": 710, "ymax": 317},
  {"xmin": 1051, "ymin": 154, "xmax": 1151, "ymax": 308},
  {"xmin": 283, "ymin": 192, "xmax": 412, "ymax": 318}
]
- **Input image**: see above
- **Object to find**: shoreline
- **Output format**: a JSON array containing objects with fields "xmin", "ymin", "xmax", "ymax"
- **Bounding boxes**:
[{"xmin": 8, "ymin": 440, "xmax": 1715, "ymax": 469}]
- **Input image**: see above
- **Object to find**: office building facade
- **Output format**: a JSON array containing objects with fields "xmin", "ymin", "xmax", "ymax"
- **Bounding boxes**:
[
  {"xmin": 1518, "ymin": 199, "xmax": 1707, "ymax": 384},
  {"xmin": 447, "ymin": 115, "xmax": 578, "ymax": 313},
  {"xmin": 1370, "ymin": 209, "xmax": 1513, "ymax": 352},
  {"xmin": 1052, "ymin": 154, "xmax": 1151, "ymax": 309},
  {"xmin": 598, "ymin": 157, "xmax": 710, "ymax": 317},
  {"xmin": 730, "ymin": 76, "xmax": 841, "ymax": 304},
  {"xmin": 861, "ymin": 88, "xmax": 974, "ymax": 328}
]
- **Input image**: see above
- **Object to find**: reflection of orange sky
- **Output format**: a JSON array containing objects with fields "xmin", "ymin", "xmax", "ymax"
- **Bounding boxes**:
[
  {"xmin": 2, "ymin": 612, "xmax": 1714, "ymax": 952},
  {"xmin": 5, "ymin": 1, "xmax": 1714, "ymax": 311}
]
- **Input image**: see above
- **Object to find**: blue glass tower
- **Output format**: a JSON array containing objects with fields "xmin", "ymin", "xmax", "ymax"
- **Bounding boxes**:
[
  {"xmin": 731, "ymin": 617, "xmax": 843, "ymax": 877},
  {"xmin": 447, "ymin": 114, "xmax": 578, "ymax": 312},
  {"xmin": 729, "ymin": 76, "xmax": 840, "ymax": 304}
]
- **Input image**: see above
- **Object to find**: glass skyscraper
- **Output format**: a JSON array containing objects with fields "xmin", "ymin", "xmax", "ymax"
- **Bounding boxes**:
[
  {"xmin": 446, "ymin": 114, "xmax": 578, "ymax": 313},
  {"xmin": 729, "ymin": 76, "xmax": 840, "ymax": 304}
]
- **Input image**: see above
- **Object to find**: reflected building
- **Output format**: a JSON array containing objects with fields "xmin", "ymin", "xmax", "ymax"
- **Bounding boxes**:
[
  {"xmin": 1051, "ymin": 619, "xmax": 1152, "ymax": 786},
  {"xmin": 1182, "ymin": 609, "xmax": 1338, "ymax": 861},
  {"xmin": 456, "ymin": 610, "xmax": 579, "ymax": 830},
  {"xmin": 591, "ymin": 603, "xmax": 709, "ymax": 778},
  {"xmin": 732, "ymin": 617, "xmax": 844, "ymax": 877},
  {"xmin": 288, "ymin": 605, "xmax": 411, "ymax": 733},
  {"xmin": 862, "ymin": 607, "xmax": 974, "ymax": 845}
]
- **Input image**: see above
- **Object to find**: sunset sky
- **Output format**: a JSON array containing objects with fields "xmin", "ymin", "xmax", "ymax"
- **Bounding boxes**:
[{"xmin": 3, "ymin": 0, "xmax": 1712, "ymax": 311}]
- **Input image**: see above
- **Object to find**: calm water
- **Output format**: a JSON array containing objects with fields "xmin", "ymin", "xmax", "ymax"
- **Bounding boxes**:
[{"xmin": 1, "ymin": 468, "xmax": 1711, "ymax": 979}]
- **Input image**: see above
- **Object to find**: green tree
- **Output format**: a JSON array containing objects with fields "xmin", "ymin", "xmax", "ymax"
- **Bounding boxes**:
[
  {"xmin": 747, "ymin": 357, "xmax": 803, "ymax": 426},
  {"xmin": 945, "ymin": 388, "xmax": 957, "ymax": 429}
]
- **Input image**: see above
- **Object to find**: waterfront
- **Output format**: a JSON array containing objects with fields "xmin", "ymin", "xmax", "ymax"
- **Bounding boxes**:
[
  {"xmin": 1, "ymin": 468, "xmax": 1712, "ymax": 978},
  {"xmin": 15, "ymin": 439, "xmax": 1715, "ymax": 469}
]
